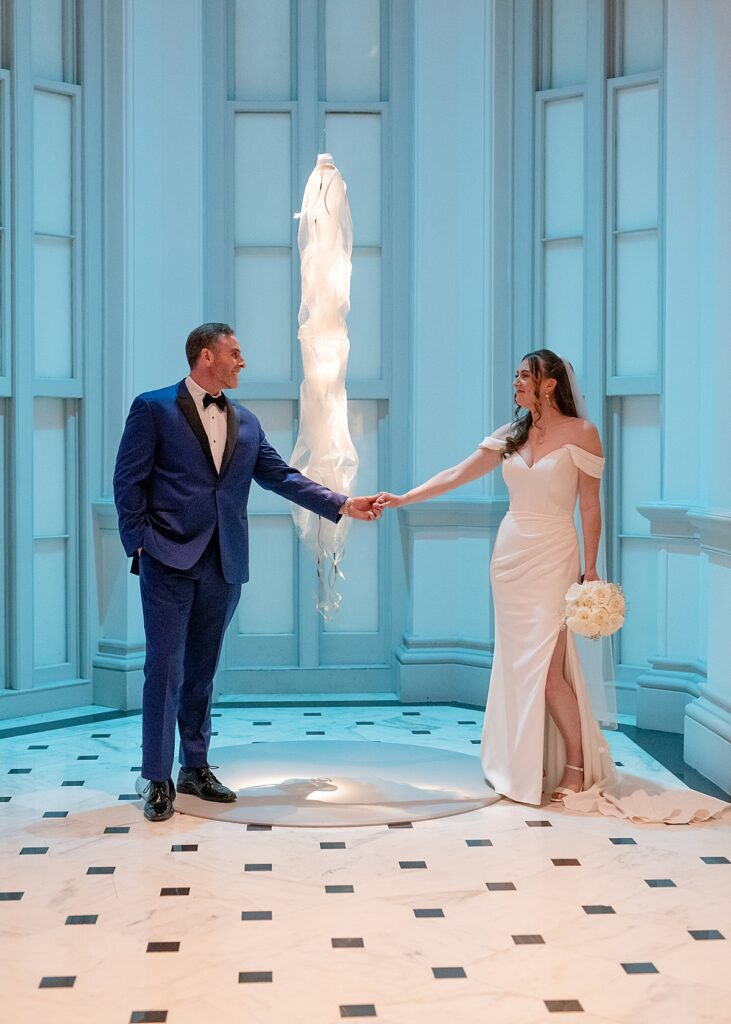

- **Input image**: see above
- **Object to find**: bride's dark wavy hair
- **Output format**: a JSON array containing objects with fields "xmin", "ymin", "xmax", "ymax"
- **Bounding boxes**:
[{"xmin": 503, "ymin": 348, "xmax": 579, "ymax": 459}]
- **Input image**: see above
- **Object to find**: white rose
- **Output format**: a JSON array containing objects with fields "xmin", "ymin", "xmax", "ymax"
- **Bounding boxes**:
[
  {"xmin": 589, "ymin": 607, "xmax": 610, "ymax": 629},
  {"xmin": 592, "ymin": 584, "xmax": 612, "ymax": 607},
  {"xmin": 566, "ymin": 615, "xmax": 593, "ymax": 636},
  {"xmin": 607, "ymin": 612, "xmax": 624, "ymax": 633},
  {"xmin": 565, "ymin": 583, "xmax": 584, "ymax": 603},
  {"xmin": 574, "ymin": 607, "xmax": 592, "ymax": 624},
  {"xmin": 607, "ymin": 592, "xmax": 625, "ymax": 614}
]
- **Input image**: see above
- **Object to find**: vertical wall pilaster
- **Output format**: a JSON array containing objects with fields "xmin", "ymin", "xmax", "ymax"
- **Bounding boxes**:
[
  {"xmin": 93, "ymin": 0, "xmax": 205, "ymax": 709},
  {"xmin": 682, "ymin": 0, "xmax": 731, "ymax": 793}
]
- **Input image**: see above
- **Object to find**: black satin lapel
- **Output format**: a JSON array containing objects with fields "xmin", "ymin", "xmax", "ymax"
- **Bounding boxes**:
[
  {"xmin": 176, "ymin": 389, "xmax": 218, "ymax": 476},
  {"xmin": 219, "ymin": 400, "xmax": 238, "ymax": 479}
]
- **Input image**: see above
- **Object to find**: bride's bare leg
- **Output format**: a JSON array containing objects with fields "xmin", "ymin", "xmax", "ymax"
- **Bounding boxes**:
[{"xmin": 545, "ymin": 629, "xmax": 584, "ymax": 793}]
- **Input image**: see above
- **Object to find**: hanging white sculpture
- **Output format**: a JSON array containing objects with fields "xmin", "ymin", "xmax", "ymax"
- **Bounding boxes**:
[{"xmin": 290, "ymin": 153, "xmax": 359, "ymax": 619}]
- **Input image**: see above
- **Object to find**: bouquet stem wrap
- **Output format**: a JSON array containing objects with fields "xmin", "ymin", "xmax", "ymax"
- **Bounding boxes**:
[{"xmin": 290, "ymin": 155, "xmax": 359, "ymax": 619}]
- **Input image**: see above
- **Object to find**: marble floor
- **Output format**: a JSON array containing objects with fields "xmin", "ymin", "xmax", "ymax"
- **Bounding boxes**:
[{"xmin": 1, "ymin": 698, "xmax": 730, "ymax": 1024}]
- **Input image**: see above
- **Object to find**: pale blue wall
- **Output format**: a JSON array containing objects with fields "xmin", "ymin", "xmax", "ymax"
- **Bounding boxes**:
[{"xmin": 1, "ymin": 0, "xmax": 730, "ymax": 797}]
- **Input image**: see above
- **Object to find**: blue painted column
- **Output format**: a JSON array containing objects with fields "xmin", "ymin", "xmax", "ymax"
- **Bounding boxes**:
[
  {"xmin": 93, "ymin": 0, "xmax": 205, "ymax": 708},
  {"xmin": 683, "ymin": 0, "xmax": 731, "ymax": 793}
]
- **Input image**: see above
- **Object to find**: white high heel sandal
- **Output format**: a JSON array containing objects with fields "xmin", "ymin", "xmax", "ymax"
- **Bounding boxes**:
[{"xmin": 550, "ymin": 763, "xmax": 584, "ymax": 802}]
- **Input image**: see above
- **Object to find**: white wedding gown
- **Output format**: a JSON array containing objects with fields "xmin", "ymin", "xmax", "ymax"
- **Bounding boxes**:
[{"xmin": 478, "ymin": 436, "xmax": 729, "ymax": 823}]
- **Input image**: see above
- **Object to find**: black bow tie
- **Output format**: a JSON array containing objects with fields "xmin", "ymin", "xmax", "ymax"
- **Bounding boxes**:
[{"xmin": 203, "ymin": 392, "xmax": 226, "ymax": 411}]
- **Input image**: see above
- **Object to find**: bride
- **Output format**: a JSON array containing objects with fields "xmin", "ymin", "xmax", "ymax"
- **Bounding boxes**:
[{"xmin": 377, "ymin": 349, "xmax": 728, "ymax": 822}]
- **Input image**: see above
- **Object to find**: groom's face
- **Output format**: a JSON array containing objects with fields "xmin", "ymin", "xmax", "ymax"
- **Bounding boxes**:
[{"xmin": 209, "ymin": 334, "xmax": 246, "ymax": 391}]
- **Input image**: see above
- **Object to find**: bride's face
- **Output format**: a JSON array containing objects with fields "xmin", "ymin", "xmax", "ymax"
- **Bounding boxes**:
[{"xmin": 513, "ymin": 360, "xmax": 537, "ymax": 409}]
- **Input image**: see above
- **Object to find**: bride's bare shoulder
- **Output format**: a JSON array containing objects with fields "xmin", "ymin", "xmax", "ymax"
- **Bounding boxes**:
[{"xmin": 569, "ymin": 417, "xmax": 603, "ymax": 456}]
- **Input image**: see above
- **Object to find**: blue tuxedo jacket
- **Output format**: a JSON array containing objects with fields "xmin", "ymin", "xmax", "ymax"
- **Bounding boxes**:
[{"xmin": 113, "ymin": 380, "xmax": 346, "ymax": 584}]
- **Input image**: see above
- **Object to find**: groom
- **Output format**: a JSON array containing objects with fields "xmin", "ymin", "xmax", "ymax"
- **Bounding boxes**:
[{"xmin": 113, "ymin": 323, "xmax": 380, "ymax": 822}]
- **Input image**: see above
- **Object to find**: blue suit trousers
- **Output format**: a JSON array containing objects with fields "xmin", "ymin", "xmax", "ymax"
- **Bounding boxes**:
[{"xmin": 138, "ymin": 534, "xmax": 241, "ymax": 781}]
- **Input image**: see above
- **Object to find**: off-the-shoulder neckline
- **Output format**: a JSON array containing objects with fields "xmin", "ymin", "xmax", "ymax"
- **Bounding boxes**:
[{"xmin": 512, "ymin": 442, "xmax": 604, "ymax": 470}]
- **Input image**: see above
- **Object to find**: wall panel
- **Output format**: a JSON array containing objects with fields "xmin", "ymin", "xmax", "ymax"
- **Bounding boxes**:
[
  {"xmin": 325, "ymin": 0, "xmax": 381, "ymax": 101},
  {"xmin": 234, "ymin": 0, "xmax": 292, "ymax": 101}
]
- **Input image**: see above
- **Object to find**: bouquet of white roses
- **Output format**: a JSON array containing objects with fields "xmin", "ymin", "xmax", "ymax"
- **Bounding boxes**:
[{"xmin": 563, "ymin": 580, "xmax": 626, "ymax": 640}]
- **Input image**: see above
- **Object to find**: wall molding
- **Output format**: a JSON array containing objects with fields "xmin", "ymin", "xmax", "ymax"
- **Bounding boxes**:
[{"xmin": 401, "ymin": 498, "xmax": 508, "ymax": 529}]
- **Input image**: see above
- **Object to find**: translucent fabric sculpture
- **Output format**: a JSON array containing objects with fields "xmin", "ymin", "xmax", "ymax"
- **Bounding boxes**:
[{"xmin": 290, "ymin": 154, "xmax": 359, "ymax": 618}]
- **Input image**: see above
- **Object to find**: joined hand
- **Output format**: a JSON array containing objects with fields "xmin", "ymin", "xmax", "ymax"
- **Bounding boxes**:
[
  {"xmin": 345, "ymin": 495, "xmax": 384, "ymax": 521},
  {"xmin": 374, "ymin": 491, "xmax": 403, "ymax": 511}
]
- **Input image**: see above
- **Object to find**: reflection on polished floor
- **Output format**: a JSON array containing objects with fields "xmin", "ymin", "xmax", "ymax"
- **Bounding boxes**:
[{"xmin": 1, "ymin": 698, "xmax": 730, "ymax": 1024}]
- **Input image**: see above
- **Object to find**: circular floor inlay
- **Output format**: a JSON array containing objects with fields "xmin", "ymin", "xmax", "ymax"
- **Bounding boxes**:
[{"xmin": 173, "ymin": 740, "xmax": 500, "ymax": 826}]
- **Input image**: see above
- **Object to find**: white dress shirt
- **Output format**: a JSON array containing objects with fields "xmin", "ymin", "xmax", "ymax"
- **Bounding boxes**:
[{"xmin": 185, "ymin": 375, "xmax": 227, "ymax": 472}]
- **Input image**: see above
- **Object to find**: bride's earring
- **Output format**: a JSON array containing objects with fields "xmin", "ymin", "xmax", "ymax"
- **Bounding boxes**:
[{"xmin": 545, "ymin": 390, "xmax": 552, "ymax": 407}]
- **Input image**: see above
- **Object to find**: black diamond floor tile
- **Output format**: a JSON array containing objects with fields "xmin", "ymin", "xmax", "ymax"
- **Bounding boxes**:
[
  {"xmin": 610, "ymin": 837, "xmax": 636, "ymax": 845},
  {"xmin": 414, "ymin": 908, "xmax": 444, "ymax": 918},
  {"xmin": 20, "ymin": 847, "xmax": 48, "ymax": 855},
  {"xmin": 104, "ymin": 826, "xmax": 130, "ymax": 834},
  {"xmin": 147, "ymin": 942, "xmax": 180, "ymax": 952},
  {"xmin": 332, "ymin": 937, "xmax": 365, "ymax": 948},
  {"xmin": 545, "ymin": 999, "xmax": 583, "ymax": 1012},
  {"xmin": 238, "ymin": 971, "xmax": 272, "ymax": 983},
  {"xmin": 321, "ymin": 841, "xmax": 346, "ymax": 849},
  {"xmin": 0, "ymin": 892, "xmax": 23, "ymax": 901},
  {"xmin": 622, "ymin": 962, "xmax": 658, "ymax": 974},
  {"xmin": 465, "ymin": 839, "xmax": 492, "ymax": 847},
  {"xmin": 432, "ymin": 967, "xmax": 466, "ymax": 979},
  {"xmin": 326, "ymin": 885, "xmax": 354, "ymax": 894},
  {"xmin": 87, "ymin": 866, "xmax": 115, "ymax": 875},
  {"xmin": 400, "ymin": 860, "xmax": 427, "ymax": 869},
  {"xmin": 66, "ymin": 915, "xmax": 98, "ymax": 925},
  {"xmin": 39, "ymin": 976, "xmax": 75, "ymax": 989},
  {"xmin": 160, "ymin": 887, "xmax": 190, "ymax": 896},
  {"xmin": 62, "ymin": 780, "xmax": 84, "ymax": 786},
  {"xmin": 388, "ymin": 822, "xmax": 412, "ymax": 829},
  {"xmin": 242, "ymin": 911, "xmax": 272, "ymax": 921},
  {"xmin": 486, "ymin": 882, "xmax": 516, "ymax": 891},
  {"xmin": 244, "ymin": 863, "xmax": 272, "ymax": 872},
  {"xmin": 340, "ymin": 1005, "xmax": 376, "ymax": 1018},
  {"xmin": 645, "ymin": 878, "xmax": 676, "ymax": 887},
  {"xmin": 526, "ymin": 820, "xmax": 552, "ymax": 827},
  {"xmin": 43, "ymin": 811, "xmax": 68, "ymax": 818},
  {"xmin": 512, "ymin": 934, "xmax": 545, "ymax": 944},
  {"xmin": 130, "ymin": 1013, "xmax": 167, "ymax": 1023},
  {"xmin": 552, "ymin": 858, "xmax": 581, "ymax": 866},
  {"xmin": 247, "ymin": 824, "xmax": 272, "ymax": 831},
  {"xmin": 582, "ymin": 905, "xmax": 615, "ymax": 914},
  {"xmin": 688, "ymin": 929, "xmax": 724, "ymax": 940},
  {"xmin": 171, "ymin": 844, "xmax": 198, "ymax": 852},
  {"xmin": 701, "ymin": 856, "xmax": 730, "ymax": 864}
]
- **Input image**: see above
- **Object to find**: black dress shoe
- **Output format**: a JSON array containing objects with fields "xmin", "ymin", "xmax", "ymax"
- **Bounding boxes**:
[
  {"xmin": 176, "ymin": 765, "xmax": 236, "ymax": 803},
  {"xmin": 143, "ymin": 778, "xmax": 175, "ymax": 822}
]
